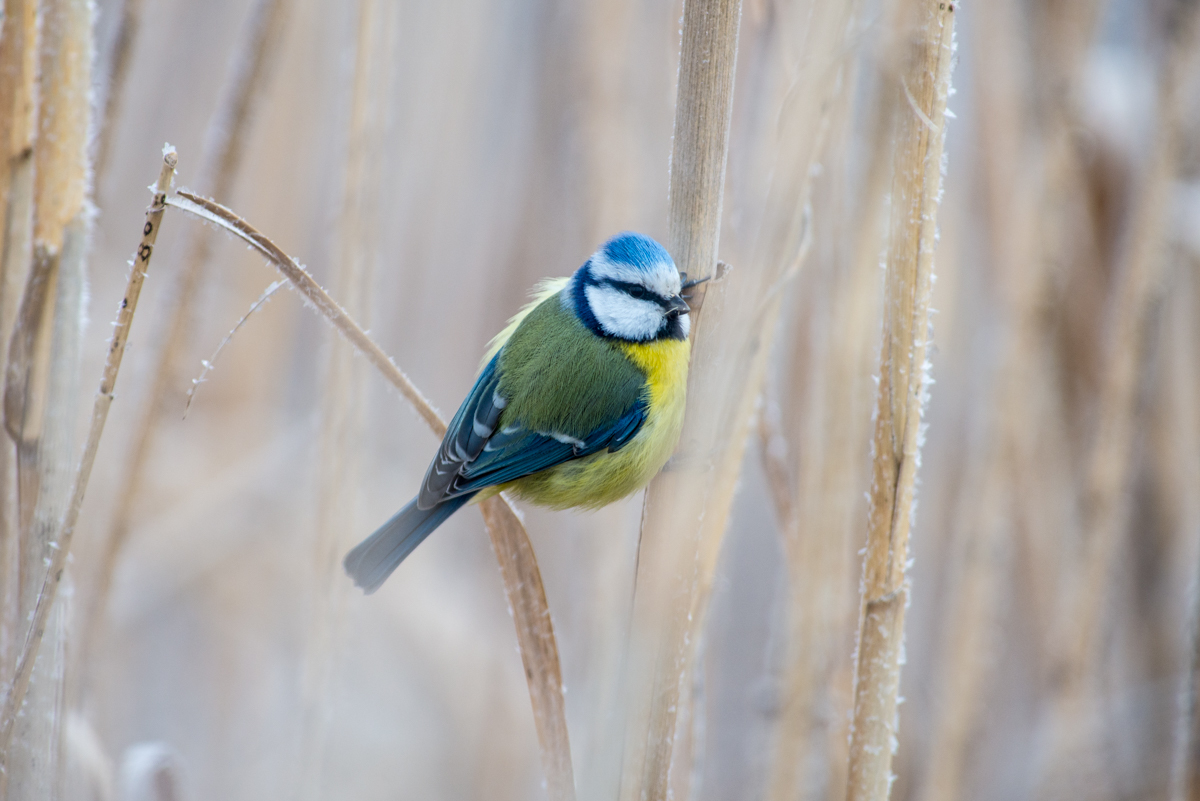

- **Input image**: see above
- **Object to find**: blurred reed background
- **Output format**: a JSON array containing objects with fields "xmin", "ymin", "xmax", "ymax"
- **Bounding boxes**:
[{"xmin": 0, "ymin": 0, "xmax": 1198, "ymax": 799}]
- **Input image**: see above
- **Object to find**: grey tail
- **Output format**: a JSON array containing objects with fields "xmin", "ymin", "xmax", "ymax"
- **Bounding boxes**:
[{"xmin": 344, "ymin": 493, "xmax": 474, "ymax": 593}]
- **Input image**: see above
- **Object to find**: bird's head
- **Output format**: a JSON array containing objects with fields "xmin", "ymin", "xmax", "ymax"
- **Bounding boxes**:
[{"xmin": 568, "ymin": 232, "xmax": 690, "ymax": 342}]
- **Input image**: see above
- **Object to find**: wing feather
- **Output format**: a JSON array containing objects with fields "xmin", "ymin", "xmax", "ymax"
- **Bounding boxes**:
[
  {"xmin": 419, "ymin": 365, "xmax": 648, "ymax": 507},
  {"xmin": 444, "ymin": 398, "xmax": 648, "ymax": 498},
  {"xmin": 417, "ymin": 353, "xmax": 504, "ymax": 509}
]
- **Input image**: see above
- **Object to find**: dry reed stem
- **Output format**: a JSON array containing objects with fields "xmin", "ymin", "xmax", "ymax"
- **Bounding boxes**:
[
  {"xmin": 7, "ymin": 0, "xmax": 92, "ymax": 521},
  {"xmin": 2, "ymin": 1, "xmax": 93, "ymax": 793},
  {"xmin": 163, "ymin": 190, "xmax": 577, "ymax": 801},
  {"xmin": 0, "ymin": 0, "xmax": 37, "ymax": 304},
  {"xmin": 89, "ymin": 0, "xmax": 292, "ymax": 659},
  {"xmin": 616, "ymin": 1, "xmax": 742, "ymax": 798},
  {"xmin": 844, "ymin": 2, "xmax": 956, "ymax": 799},
  {"xmin": 0, "ymin": 149, "xmax": 177, "ymax": 777},
  {"xmin": 478, "ymin": 499, "xmax": 576, "ymax": 801},
  {"xmin": 93, "ymin": 0, "xmax": 147, "ymax": 185},
  {"xmin": 31, "ymin": 0, "xmax": 91, "ymax": 251},
  {"xmin": 3, "ymin": 248, "xmax": 55, "ymax": 548},
  {"xmin": 166, "ymin": 192, "xmax": 441, "ymax": 430},
  {"xmin": 0, "ymin": 0, "xmax": 39, "ymax": 673},
  {"xmin": 0, "ymin": 0, "xmax": 34, "ymax": 257},
  {"xmin": 1054, "ymin": 0, "xmax": 1200, "ymax": 697}
]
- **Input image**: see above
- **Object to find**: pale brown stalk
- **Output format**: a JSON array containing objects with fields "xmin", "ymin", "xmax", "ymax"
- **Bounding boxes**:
[
  {"xmin": 163, "ymin": 189, "xmax": 577, "ymax": 801},
  {"xmin": 0, "ymin": 0, "xmax": 39, "ymax": 671},
  {"xmin": 0, "ymin": 0, "xmax": 38, "ymax": 341},
  {"xmin": 89, "ymin": 0, "xmax": 292, "ymax": 656},
  {"xmin": 0, "ymin": 0, "xmax": 93, "ymax": 794},
  {"xmin": 616, "ymin": 1, "xmax": 743, "ymax": 799},
  {"xmin": 166, "ymin": 192, "xmax": 441, "ymax": 431},
  {"xmin": 844, "ymin": 3, "xmax": 956, "ymax": 800},
  {"xmin": 0, "ymin": 149, "xmax": 176, "ymax": 780}
]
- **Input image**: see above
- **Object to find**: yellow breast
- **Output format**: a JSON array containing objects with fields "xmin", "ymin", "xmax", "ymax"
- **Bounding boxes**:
[{"xmin": 499, "ymin": 336, "xmax": 691, "ymax": 510}]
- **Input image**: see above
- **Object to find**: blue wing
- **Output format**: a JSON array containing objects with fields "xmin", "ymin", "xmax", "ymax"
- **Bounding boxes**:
[
  {"xmin": 417, "ymin": 353, "xmax": 648, "ymax": 507},
  {"xmin": 418, "ymin": 353, "xmax": 506, "ymax": 508},
  {"xmin": 445, "ymin": 398, "xmax": 647, "ymax": 497}
]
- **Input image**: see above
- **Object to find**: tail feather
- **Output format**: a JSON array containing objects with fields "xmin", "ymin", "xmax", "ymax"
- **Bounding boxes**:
[{"xmin": 344, "ymin": 493, "xmax": 473, "ymax": 593}]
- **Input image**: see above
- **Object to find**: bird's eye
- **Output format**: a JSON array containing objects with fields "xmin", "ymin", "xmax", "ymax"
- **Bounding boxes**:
[{"xmin": 629, "ymin": 286, "xmax": 646, "ymax": 299}]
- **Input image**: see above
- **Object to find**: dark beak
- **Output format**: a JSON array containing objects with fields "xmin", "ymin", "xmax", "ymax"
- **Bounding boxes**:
[{"xmin": 665, "ymin": 294, "xmax": 690, "ymax": 316}]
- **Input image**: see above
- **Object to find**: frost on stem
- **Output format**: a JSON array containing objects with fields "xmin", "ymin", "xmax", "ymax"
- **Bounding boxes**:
[{"xmin": 845, "ymin": 2, "xmax": 956, "ymax": 801}]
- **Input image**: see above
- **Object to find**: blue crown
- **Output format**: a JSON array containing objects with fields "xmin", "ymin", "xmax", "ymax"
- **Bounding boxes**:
[{"xmin": 602, "ymin": 232, "xmax": 673, "ymax": 272}]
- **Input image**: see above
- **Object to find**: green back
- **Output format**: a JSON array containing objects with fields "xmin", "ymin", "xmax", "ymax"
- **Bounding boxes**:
[{"xmin": 497, "ymin": 292, "xmax": 645, "ymax": 439}]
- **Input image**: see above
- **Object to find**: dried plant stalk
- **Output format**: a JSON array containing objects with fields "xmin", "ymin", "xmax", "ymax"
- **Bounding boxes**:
[
  {"xmin": 0, "ymin": 0, "xmax": 38, "ymax": 319},
  {"xmin": 616, "ymin": 1, "xmax": 743, "ymax": 799},
  {"xmin": 89, "ymin": 0, "xmax": 292, "ymax": 655},
  {"xmin": 0, "ymin": 0, "xmax": 39, "ymax": 668},
  {"xmin": 165, "ymin": 192, "xmax": 441, "ymax": 431},
  {"xmin": 0, "ymin": 149, "xmax": 177, "ymax": 777},
  {"xmin": 163, "ymin": 190, "xmax": 577, "ymax": 800},
  {"xmin": 0, "ymin": 0, "xmax": 94, "ymax": 794},
  {"xmin": 31, "ymin": 3, "xmax": 90, "ymax": 250},
  {"xmin": 844, "ymin": 3, "xmax": 956, "ymax": 799},
  {"xmin": 915, "ymin": 2, "xmax": 1025, "ymax": 797}
]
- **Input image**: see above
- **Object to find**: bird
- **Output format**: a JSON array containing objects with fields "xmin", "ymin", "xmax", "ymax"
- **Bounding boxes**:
[{"xmin": 344, "ymin": 232, "xmax": 696, "ymax": 593}]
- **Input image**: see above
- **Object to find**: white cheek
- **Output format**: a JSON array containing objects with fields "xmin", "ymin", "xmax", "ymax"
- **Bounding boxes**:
[
  {"xmin": 585, "ymin": 284, "xmax": 664, "ymax": 340},
  {"xmin": 677, "ymin": 312, "xmax": 690, "ymax": 338}
]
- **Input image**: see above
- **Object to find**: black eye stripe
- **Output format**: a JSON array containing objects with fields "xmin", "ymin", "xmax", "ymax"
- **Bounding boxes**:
[{"xmin": 605, "ymin": 279, "xmax": 673, "ymax": 308}]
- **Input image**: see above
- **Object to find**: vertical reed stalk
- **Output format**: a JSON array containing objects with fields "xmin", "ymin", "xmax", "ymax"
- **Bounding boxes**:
[
  {"xmin": 0, "ymin": 0, "xmax": 93, "ymax": 794},
  {"xmin": 844, "ymin": 3, "xmax": 956, "ymax": 799},
  {"xmin": 163, "ymin": 191, "xmax": 578, "ymax": 800},
  {"xmin": 616, "ymin": 1, "xmax": 742, "ymax": 798},
  {"xmin": 0, "ymin": 0, "xmax": 39, "ymax": 682},
  {"xmin": 297, "ymin": 0, "xmax": 380, "ymax": 795},
  {"xmin": 87, "ymin": 0, "xmax": 291, "ymax": 667},
  {"xmin": 0, "ymin": 150, "xmax": 177, "ymax": 785}
]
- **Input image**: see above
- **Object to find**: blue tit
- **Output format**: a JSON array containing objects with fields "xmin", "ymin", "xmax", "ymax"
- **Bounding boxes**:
[{"xmin": 344, "ymin": 232, "xmax": 694, "ymax": 593}]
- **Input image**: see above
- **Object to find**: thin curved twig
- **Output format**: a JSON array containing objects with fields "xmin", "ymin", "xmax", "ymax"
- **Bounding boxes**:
[{"xmin": 163, "ymin": 188, "xmax": 577, "ymax": 801}]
